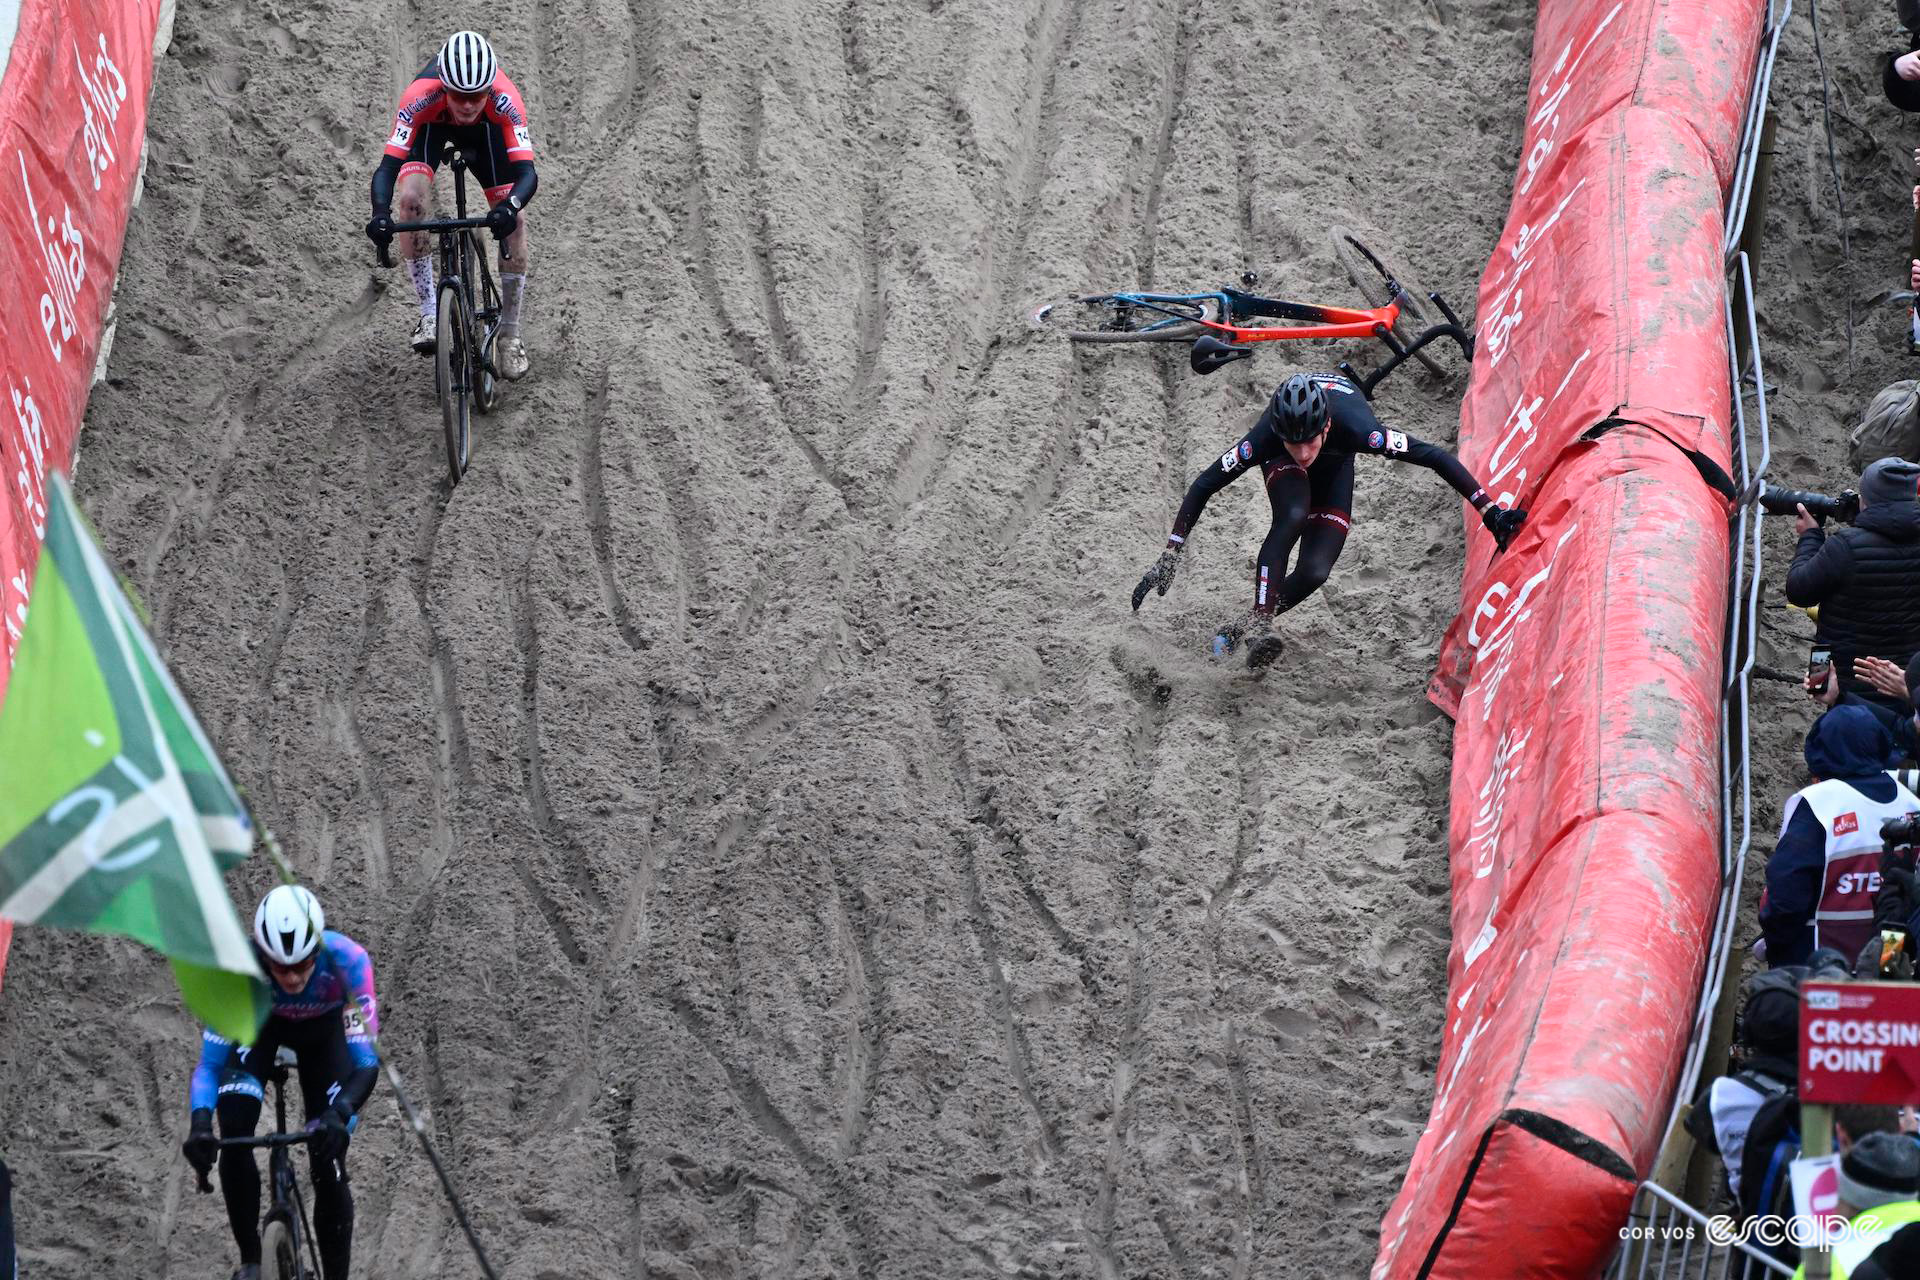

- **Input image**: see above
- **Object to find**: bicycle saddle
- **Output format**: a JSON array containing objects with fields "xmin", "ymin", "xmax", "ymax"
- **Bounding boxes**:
[{"xmin": 1190, "ymin": 335, "xmax": 1253, "ymax": 375}]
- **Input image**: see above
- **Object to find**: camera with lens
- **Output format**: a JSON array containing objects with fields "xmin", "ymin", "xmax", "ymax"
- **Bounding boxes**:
[
  {"xmin": 1884, "ymin": 814, "xmax": 1920, "ymax": 849},
  {"xmin": 1755, "ymin": 483, "xmax": 1861, "ymax": 524},
  {"xmin": 1870, "ymin": 816, "xmax": 1920, "ymax": 978}
]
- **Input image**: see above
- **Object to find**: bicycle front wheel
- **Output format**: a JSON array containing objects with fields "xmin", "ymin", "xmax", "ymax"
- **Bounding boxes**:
[
  {"xmin": 435, "ymin": 282, "xmax": 473, "ymax": 485},
  {"xmin": 468, "ymin": 231, "xmax": 503, "ymax": 414},
  {"xmin": 1030, "ymin": 293, "xmax": 1219, "ymax": 343},
  {"xmin": 262, "ymin": 1216, "xmax": 301, "ymax": 1280},
  {"xmin": 1330, "ymin": 227, "xmax": 1446, "ymax": 377}
]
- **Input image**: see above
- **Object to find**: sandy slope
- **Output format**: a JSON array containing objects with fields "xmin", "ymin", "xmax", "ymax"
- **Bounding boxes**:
[{"xmin": 0, "ymin": 0, "xmax": 1536, "ymax": 1274}]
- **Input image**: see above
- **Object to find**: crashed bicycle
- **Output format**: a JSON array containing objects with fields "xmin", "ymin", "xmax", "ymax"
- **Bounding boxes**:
[{"xmin": 1031, "ymin": 228, "xmax": 1475, "ymax": 397}]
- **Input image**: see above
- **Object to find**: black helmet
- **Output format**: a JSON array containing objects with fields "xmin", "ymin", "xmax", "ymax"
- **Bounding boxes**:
[{"xmin": 1270, "ymin": 374, "xmax": 1329, "ymax": 442}]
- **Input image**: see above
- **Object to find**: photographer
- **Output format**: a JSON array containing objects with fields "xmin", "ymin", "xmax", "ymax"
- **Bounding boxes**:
[
  {"xmin": 1786, "ymin": 458, "xmax": 1920, "ymax": 708},
  {"xmin": 1760, "ymin": 705, "xmax": 1920, "ymax": 967}
]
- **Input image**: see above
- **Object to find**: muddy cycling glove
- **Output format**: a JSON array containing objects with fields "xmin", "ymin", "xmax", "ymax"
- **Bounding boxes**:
[
  {"xmin": 1132, "ymin": 548, "xmax": 1181, "ymax": 611},
  {"xmin": 1481, "ymin": 504, "xmax": 1527, "ymax": 552}
]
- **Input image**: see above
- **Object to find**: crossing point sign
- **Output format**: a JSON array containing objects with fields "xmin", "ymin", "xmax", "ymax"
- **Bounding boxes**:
[{"xmin": 1799, "ymin": 981, "xmax": 1920, "ymax": 1104}]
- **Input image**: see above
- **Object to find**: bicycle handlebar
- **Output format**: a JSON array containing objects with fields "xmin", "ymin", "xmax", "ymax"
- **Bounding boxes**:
[
  {"xmin": 193, "ymin": 1131, "xmax": 311, "ymax": 1193},
  {"xmin": 373, "ymin": 216, "xmax": 492, "ymax": 268}
]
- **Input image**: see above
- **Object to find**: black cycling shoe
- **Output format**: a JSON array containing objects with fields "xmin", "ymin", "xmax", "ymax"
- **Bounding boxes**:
[{"xmin": 1245, "ymin": 636, "xmax": 1285, "ymax": 669}]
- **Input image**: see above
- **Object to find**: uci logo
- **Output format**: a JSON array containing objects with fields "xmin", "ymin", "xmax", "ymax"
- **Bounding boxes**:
[{"xmin": 1836, "ymin": 871, "xmax": 1883, "ymax": 896}]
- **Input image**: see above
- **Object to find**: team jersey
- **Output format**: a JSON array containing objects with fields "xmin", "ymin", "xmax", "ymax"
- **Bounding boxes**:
[
  {"xmin": 1168, "ymin": 373, "xmax": 1485, "ymax": 542},
  {"xmin": 383, "ymin": 61, "xmax": 535, "ymax": 163},
  {"xmin": 189, "ymin": 930, "xmax": 381, "ymax": 1110}
]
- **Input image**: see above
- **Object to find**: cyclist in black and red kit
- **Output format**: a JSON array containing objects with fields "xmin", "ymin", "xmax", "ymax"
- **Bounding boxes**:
[
  {"xmin": 1132, "ymin": 372, "xmax": 1526, "ymax": 666},
  {"xmin": 365, "ymin": 31, "xmax": 539, "ymax": 380}
]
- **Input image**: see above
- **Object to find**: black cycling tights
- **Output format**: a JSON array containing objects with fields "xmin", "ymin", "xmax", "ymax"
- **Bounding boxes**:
[
  {"xmin": 217, "ymin": 1090, "xmax": 353, "ymax": 1280},
  {"xmin": 1254, "ymin": 455, "xmax": 1353, "ymax": 613}
]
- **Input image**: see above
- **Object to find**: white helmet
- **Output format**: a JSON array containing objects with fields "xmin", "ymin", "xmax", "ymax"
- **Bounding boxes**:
[
  {"xmin": 437, "ymin": 31, "xmax": 498, "ymax": 95},
  {"xmin": 253, "ymin": 885, "xmax": 325, "ymax": 966}
]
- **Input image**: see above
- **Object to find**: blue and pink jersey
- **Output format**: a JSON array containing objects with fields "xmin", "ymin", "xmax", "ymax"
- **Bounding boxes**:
[{"xmin": 189, "ymin": 930, "xmax": 381, "ymax": 1109}]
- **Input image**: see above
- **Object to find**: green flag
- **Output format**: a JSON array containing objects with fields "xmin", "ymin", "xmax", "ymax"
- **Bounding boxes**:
[{"xmin": 0, "ymin": 471, "xmax": 268, "ymax": 1039}]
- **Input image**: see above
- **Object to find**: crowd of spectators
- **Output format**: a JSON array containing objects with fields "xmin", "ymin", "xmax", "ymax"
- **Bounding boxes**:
[{"xmin": 1676, "ymin": 26, "xmax": 1920, "ymax": 1266}]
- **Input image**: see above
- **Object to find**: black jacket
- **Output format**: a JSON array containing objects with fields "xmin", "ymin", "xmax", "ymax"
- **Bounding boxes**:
[{"xmin": 1786, "ymin": 500, "xmax": 1920, "ymax": 693}]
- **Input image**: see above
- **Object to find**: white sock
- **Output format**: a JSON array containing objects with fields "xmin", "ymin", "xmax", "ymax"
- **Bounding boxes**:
[
  {"xmin": 409, "ymin": 256, "xmax": 435, "ymax": 319},
  {"xmin": 499, "ymin": 273, "xmax": 526, "ymax": 338}
]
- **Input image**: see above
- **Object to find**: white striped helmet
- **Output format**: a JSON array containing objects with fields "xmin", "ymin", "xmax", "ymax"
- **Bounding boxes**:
[
  {"xmin": 437, "ymin": 31, "xmax": 498, "ymax": 95},
  {"xmin": 254, "ymin": 884, "xmax": 325, "ymax": 966}
]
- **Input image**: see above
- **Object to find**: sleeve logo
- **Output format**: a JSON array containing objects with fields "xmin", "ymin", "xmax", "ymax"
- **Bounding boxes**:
[
  {"xmin": 1386, "ymin": 430, "xmax": 1408, "ymax": 455},
  {"xmin": 1367, "ymin": 430, "xmax": 1384, "ymax": 449},
  {"xmin": 1238, "ymin": 441, "xmax": 1254, "ymax": 461}
]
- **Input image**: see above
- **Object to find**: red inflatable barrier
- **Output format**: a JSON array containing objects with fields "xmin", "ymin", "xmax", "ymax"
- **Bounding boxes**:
[
  {"xmin": 1372, "ymin": 0, "xmax": 1765, "ymax": 1275},
  {"xmin": 0, "ymin": 0, "xmax": 172, "ymax": 988}
]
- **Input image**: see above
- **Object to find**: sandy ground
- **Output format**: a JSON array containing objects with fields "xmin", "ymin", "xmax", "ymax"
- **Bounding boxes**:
[{"xmin": 0, "ymin": 0, "xmax": 1540, "ymax": 1275}]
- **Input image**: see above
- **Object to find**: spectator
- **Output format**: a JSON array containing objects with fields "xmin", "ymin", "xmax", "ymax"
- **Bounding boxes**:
[
  {"xmin": 1786, "ymin": 457, "xmax": 1920, "ymax": 710},
  {"xmin": 1889, "ymin": 2, "xmax": 1920, "ymax": 111},
  {"xmin": 1745, "ymin": 1101, "xmax": 1904, "ymax": 1275},
  {"xmin": 1855, "ymin": 1221, "xmax": 1920, "ymax": 1280},
  {"xmin": 1687, "ymin": 969, "xmax": 1799, "ymax": 1203},
  {"xmin": 1760, "ymin": 706, "xmax": 1918, "ymax": 967},
  {"xmin": 1792, "ymin": 1131, "xmax": 1920, "ymax": 1278}
]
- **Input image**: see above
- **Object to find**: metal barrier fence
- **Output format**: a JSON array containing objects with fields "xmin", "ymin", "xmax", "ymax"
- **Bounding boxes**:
[
  {"xmin": 1606, "ymin": 1183, "xmax": 1795, "ymax": 1278},
  {"xmin": 1659, "ymin": 0, "xmax": 1788, "ymax": 1162},
  {"xmin": 1723, "ymin": 0, "xmax": 1790, "ymax": 257}
]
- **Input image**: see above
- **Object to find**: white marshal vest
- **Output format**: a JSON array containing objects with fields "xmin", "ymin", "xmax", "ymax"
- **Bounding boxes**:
[{"xmin": 1783, "ymin": 776, "xmax": 1920, "ymax": 962}]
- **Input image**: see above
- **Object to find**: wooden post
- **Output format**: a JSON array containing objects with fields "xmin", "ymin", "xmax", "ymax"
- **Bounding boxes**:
[{"xmin": 1802, "ymin": 1102, "xmax": 1835, "ymax": 1279}]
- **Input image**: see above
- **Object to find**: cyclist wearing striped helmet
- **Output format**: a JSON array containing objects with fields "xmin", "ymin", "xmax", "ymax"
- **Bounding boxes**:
[
  {"xmin": 181, "ymin": 885, "xmax": 381, "ymax": 1280},
  {"xmin": 1132, "ymin": 371, "xmax": 1526, "ymax": 667},
  {"xmin": 366, "ymin": 31, "xmax": 540, "ymax": 380}
]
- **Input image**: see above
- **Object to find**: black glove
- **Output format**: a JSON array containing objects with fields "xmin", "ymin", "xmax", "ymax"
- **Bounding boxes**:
[
  {"xmin": 364, "ymin": 214, "xmax": 395, "ymax": 249},
  {"xmin": 1481, "ymin": 504, "xmax": 1527, "ymax": 552},
  {"xmin": 182, "ymin": 1108, "xmax": 217, "ymax": 1177},
  {"xmin": 1131, "ymin": 547, "xmax": 1181, "ymax": 611},
  {"xmin": 484, "ymin": 200, "xmax": 520, "ymax": 240},
  {"xmin": 309, "ymin": 1105, "xmax": 352, "ymax": 1163}
]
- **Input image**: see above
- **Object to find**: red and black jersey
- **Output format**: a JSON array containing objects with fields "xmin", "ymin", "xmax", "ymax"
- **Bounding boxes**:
[{"xmin": 382, "ymin": 60, "xmax": 535, "ymax": 164}]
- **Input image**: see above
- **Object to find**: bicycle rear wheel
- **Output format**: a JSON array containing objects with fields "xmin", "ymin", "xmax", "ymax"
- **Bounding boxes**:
[
  {"xmin": 1329, "ymin": 227, "xmax": 1447, "ymax": 378},
  {"xmin": 1030, "ymin": 293, "xmax": 1220, "ymax": 343},
  {"xmin": 262, "ymin": 1216, "xmax": 300, "ymax": 1280},
  {"xmin": 435, "ymin": 282, "xmax": 473, "ymax": 485}
]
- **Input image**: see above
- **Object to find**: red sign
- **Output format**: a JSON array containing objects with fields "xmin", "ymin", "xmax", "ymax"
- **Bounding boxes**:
[{"xmin": 1800, "ymin": 981, "xmax": 1920, "ymax": 1104}]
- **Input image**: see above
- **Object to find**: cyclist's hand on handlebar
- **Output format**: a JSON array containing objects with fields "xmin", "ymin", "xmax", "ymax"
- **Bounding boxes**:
[
  {"xmin": 366, "ymin": 215, "xmax": 396, "ymax": 267},
  {"xmin": 1481, "ymin": 504, "xmax": 1526, "ymax": 552},
  {"xmin": 483, "ymin": 201, "xmax": 519, "ymax": 241},
  {"xmin": 308, "ymin": 1105, "xmax": 352, "ymax": 1162},
  {"xmin": 1132, "ymin": 546, "xmax": 1181, "ymax": 611},
  {"xmin": 183, "ymin": 1107, "xmax": 218, "ymax": 1182}
]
